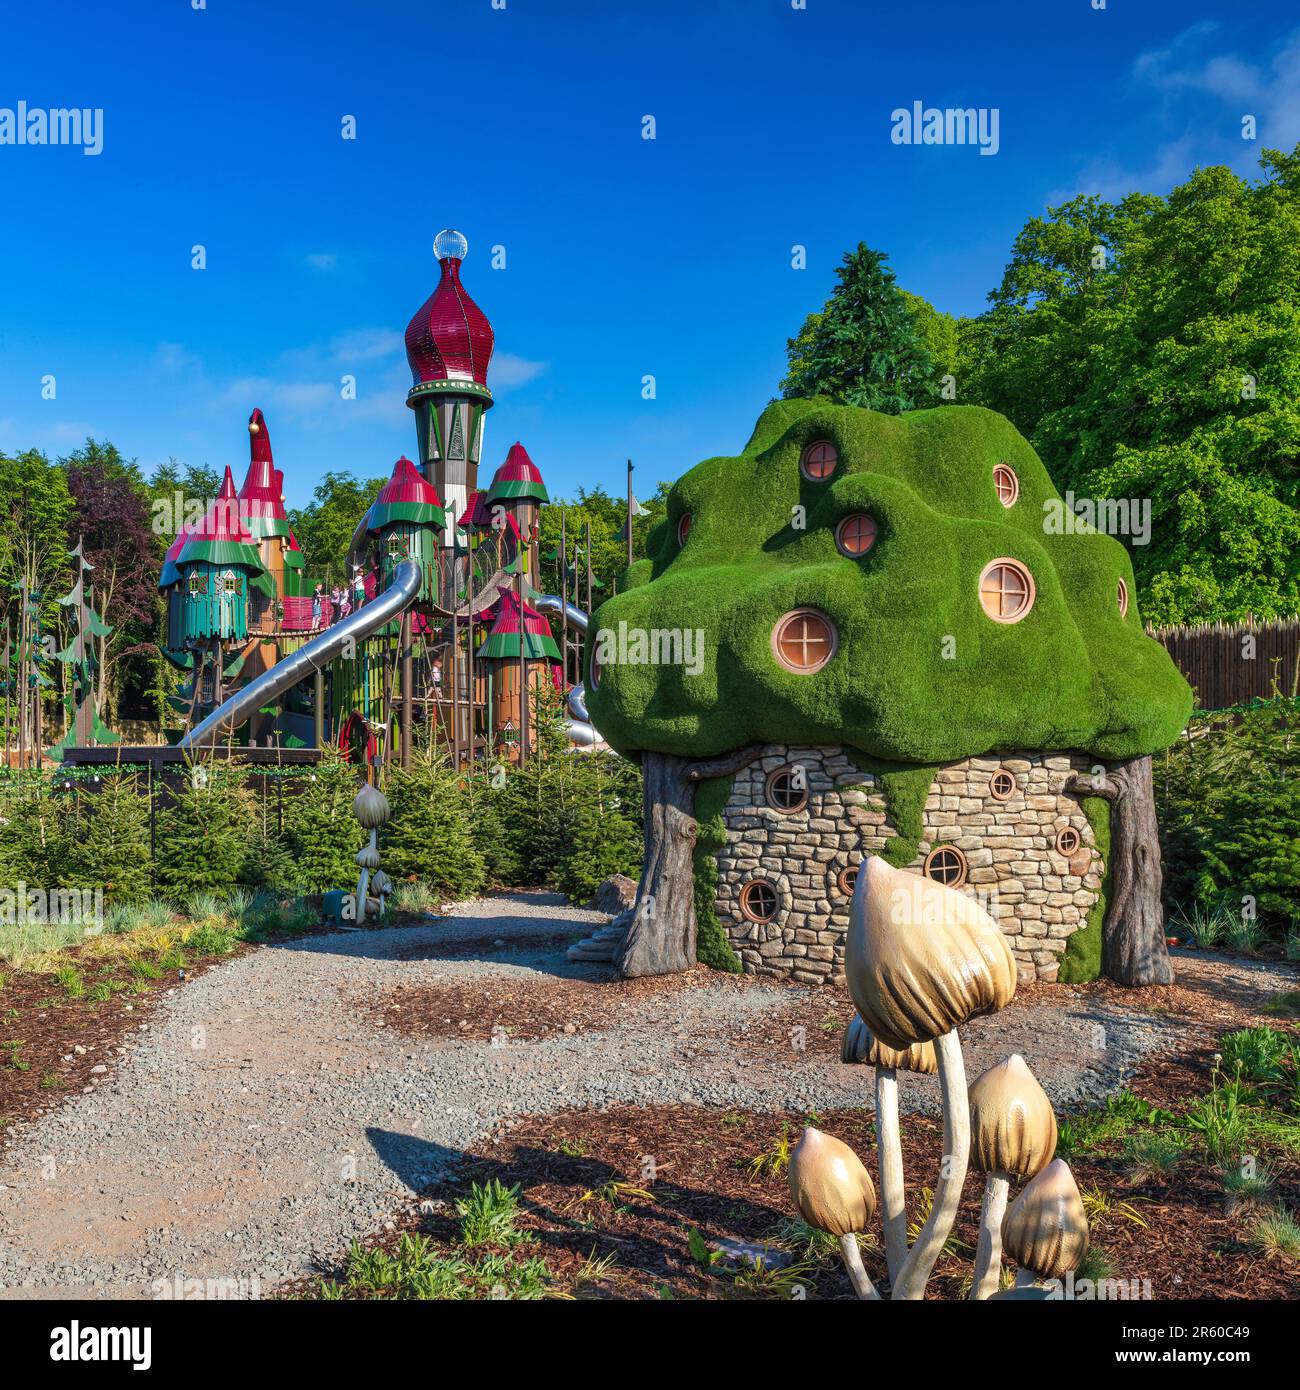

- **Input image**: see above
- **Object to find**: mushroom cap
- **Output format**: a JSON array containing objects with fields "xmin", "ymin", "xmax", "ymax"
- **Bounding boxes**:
[
  {"xmin": 788, "ymin": 1127, "xmax": 876, "ymax": 1239},
  {"xmin": 1001, "ymin": 1158, "xmax": 1089, "ymax": 1280},
  {"xmin": 969, "ymin": 1053, "xmax": 1057, "ymax": 1179},
  {"xmin": 845, "ymin": 856, "xmax": 1017, "ymax": 1049},
  {"xmin": 355, "ymin": 845, "xmax": 382, "ymax": 870},
  {"xmin": 371, "ymin": 870, "xmax": 393, "ymax": 894},
  {"xmin": 842, "ymin": 1012, "xmax": 938, "ymax": 1074},
  {"xmin": 353, "ymin": 783, "xmax": 391, "ymax": 829}
]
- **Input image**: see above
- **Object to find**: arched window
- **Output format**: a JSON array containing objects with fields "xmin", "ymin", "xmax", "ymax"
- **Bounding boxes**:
[
  {"xmin": 978, "ymin": 559, "xmax": 1035, "ymax": 624},
  {"xmin": 677, "ymin": 513, "xmax": 691, "ymax": 547},
  {"xmin": 924, "ymin": 845, "xmax": 968, "ymax": 888},
  {"xmin": 800, "ymin": 440, "xmax": 839, "ymax": 481},
  {"xmin": 1055, "ymin": 826, "xmax": 1082, "ymax": 856},
  {"xmin": 772, "ymin": 609, "xmax": 837, "ymax": 673},
  {"xmin": 989, "ymin": 768, "xmax": 1016, "ymax": 801},
  {"xmin": 739, "ymin": 879, "xmax": 780, "ymax": 923},
  {"xmin": 993, "ymin": 464, "xmax": 1020, "ymax": 507},
  {"xmin": 1117, "ymin": 578, "xmax": 1129, "ymax": 618},
  {"xmin": 836, "ymin": 514, "xmax": 878, "ymax": 558},
  {"xmin": 765, "ymin": 766, "xmax": 808, "ymax": 814}
]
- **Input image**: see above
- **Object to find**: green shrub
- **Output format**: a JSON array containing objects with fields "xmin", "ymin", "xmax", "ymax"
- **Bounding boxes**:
[
  {"xmin": 155, "ymin": 764, "xmax": 247, "ymax": 900},
  {"xmin": 382, "ymin": 750, "xmax": 485, "ymax": 902},
  {"xmin": 72, "ymin": 771, "xmax": 152, "ymax": 906}
]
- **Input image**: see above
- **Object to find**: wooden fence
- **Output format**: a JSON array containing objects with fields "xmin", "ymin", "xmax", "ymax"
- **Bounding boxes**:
[{"xmin": 1148, "ymin": 616, "xmax": 1300, "ymax": 712}]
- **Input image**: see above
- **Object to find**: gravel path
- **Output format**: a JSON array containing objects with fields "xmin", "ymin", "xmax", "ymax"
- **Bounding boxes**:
[{"xmin": 0, "ymin": 891, "xmax": 1286, "ymax": 1298}]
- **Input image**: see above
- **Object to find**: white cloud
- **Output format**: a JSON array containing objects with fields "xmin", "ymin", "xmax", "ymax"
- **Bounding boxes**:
[
  {"xmin": 491, "ymin": 354, "xmax": 547, "ymax": 390},
  {"xmin": 303, "ymin": 252, "xmax": 339, "ymax": 271}
]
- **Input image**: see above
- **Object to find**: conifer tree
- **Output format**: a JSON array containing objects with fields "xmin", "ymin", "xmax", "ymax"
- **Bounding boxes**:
[
  {"xmin": 287, "ymin": 751, "xmax": 364, "ymax": 893},
  {"xmin": 155, "ymin": 762, "xmax": 247, "ymax": 900},
  {"xmin": 74, "ymin": 769, "xmax": 152, "ymax": 906},
  {"xmin": 382, "ymin": 741, "xmax": 485, "ymax": 900},
  {"xmin": 781, "ymin": 243, "xmax": 938, "ymax": 412}
]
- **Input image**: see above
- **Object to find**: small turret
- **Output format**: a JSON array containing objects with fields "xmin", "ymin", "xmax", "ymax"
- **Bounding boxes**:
[
  {"xmin": 175, "ymin": 466, "xmax": 268, "ymax": 644},
  {"xmin": 361, "ymin": 457, "xmax": 447, "ymax": 603}
]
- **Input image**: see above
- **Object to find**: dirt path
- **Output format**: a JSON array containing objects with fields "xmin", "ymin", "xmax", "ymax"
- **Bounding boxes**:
[{"xmin": 0, "ymin": 891, "xmax": 1292, "ymax": 1299}]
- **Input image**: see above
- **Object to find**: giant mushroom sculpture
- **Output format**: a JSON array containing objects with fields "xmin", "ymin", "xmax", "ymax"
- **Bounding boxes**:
[
  {"xmin": 846, "ymin": 854, "xmax": 1017, "ymax": 1300},
  {"xmin": 1001, "ymin": 1157, "xmax": 1089, "ymax": 1290},
  {"xmin": 788, "ymin": 1126, "xmax": 881, "ymax": 1300},
  {"xmin": 967, "ymin": 1053, "xmax": 1058, "ymax": 1299}
]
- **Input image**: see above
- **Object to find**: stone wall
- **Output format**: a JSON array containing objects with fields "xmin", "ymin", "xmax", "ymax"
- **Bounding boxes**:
[{"xmin": 714, "ymin": 745, "xmax": 1104, "ymax": 985}]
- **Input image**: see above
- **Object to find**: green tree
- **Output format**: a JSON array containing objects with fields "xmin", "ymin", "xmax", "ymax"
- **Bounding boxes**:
[
  {"xmin": 73, "ymin": 770, "xmax": 152, "ymax": 906},
  {"xmin": 382, "ymin": 748, "xmax": 485, "ymax": 900},
  {"xmin": 155, "ymin": 764, "xmax": 247, "ymax": 900},
  {"xmin": 287, "ymin": 751, "xmax": 364, "ymax": 892},
  {"xmin": 288, "ymin": 471, "xmax": 386, "ymax": 585},
  {"xmin": 781, "ymin": 243, "xmax": 939, "ymax": 412},
  {"xmin": 958, "ymin": 149, "xmax": 1300, "ymax": 624}
]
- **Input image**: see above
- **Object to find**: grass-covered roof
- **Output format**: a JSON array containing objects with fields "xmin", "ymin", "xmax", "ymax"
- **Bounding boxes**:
[{"xmin": 585, "ymin": 399, "xmax": 1192, "ymax": 765}]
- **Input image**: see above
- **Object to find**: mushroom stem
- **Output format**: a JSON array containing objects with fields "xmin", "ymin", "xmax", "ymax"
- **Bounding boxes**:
[
  {"xmin": 970, "ymin": 1172, "xmax": 1010, "ymax": 1299},
  {"xmin": 891, "ymin": 1029, "xmax": 969, "ymax": 1301},
  {"xmin": 875, "ymin": 1065, "xmax": 908, "ymax": 1287},
  {"xmin": 838, "ymin": 1233, "xmax": 881, "ymax": 1301},
  {"xmin": 1014, "ymin": 1267, "xmax": 1039, "ymax": 1289}
]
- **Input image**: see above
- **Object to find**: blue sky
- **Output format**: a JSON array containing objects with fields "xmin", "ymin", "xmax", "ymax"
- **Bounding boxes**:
[{"xmin": 2, "ymin": 0, "xmax": 1299, "ymax": 512}]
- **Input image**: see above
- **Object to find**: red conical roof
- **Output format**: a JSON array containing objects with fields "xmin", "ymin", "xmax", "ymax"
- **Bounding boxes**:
[
  {"xmin": 405, "ymin": 244, "xmax": 494, "ymax": 388},
  {"xmin": 375, "ymin": 456, "xmax": 443, "ymax": 509},
  {"xmin": 486, "ymin": 442, "xmax": 549, "ymax": 504},
  {"xmin": 192, "ymin": 467, "xmax": 257, "ymax": 544},
  {"xmin": 458, "ymin": 489, "xmax": 491, "ymax": 529},
  {"xmin": 238, "ymin": 408, "xmax": 289, "ymax": 532}
]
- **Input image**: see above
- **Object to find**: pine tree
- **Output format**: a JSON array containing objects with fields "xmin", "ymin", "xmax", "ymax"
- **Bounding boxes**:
[
  {"xmin": 781, "ymin": 243, "xmax": 938, "ymax": 412},
  {"xmin": 0, "ymin": 774, "xmax": 76, "ymax": 889},
  {"xmin": 382, "ymin": 745, "xmax": 485, "ymax": 900},
  {"xmin": 287, "ymin": 751, "xmax": 364, "ymax": 893},
  {"xmin": 239, "ymin": 780, "xmax": 296, "ymax": 893},
  {"xmin": 155, "ymin": 763, "xmax": 247, "ymax": 901},
  {"xmin": 74, "ymin": 770, "xmax": 152, "ymax": 906}
]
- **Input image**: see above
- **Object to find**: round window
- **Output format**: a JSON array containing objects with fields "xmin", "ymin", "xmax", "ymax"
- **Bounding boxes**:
[
  {"xmin": 836, "ymin": 864, "xmax": 859, "ymax": 896},
  {"xmin": 1055, "ymin": 826, "xmax": 1082, "ymax": 856},
  {"xmin": 1117, "ymin": 577, "xmax": 1129, "ymax": 618},
  {"xmin": 993, "ymin": 464, "xmax": 1020, "ymax": 508},
  {"xmin": 772, "ymin": 608, "xmax": 837, "ymax": 673},
  {"xmin": 739, "ymin": 879, "xmax": 780, "ymax": 923},
  {"xmin": 589, "ymin": 648, "xmax": 602, "ymax": 689},
  {"xmin": 765, "ymin": 766, "xmax": 808, "ymax": 814},
  {"xmin": 989, "ymin": 768, "xmax": 1016, "ymax": 801},
  {"xmin": 924, "ymin": 845, "xmax": 969, "ymax": 888},
  {"xmin": 677, "ymin": 513, "xmax": 691, "ymax": 547},
  {"xmin": 978, "ymin": 559, "xmax": 1036, "ymax": 624},
  {"xmin": 800, "ymin": 440, "xmax": 839, "ymax": 481},
  {"xmin": 836, "ymin": 513, "xmax": 878, "ymax": 558}
]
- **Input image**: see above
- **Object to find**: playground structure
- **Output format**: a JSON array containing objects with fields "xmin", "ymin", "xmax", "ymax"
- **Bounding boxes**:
[{"xmin": 58, "ymin": 231, "xmax": 602, "ymax": 776}]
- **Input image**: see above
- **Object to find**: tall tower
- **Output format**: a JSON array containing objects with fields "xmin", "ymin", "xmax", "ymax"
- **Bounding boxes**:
[{"xmin": 403, "ymin": 230, "xmax": 495, "ymax": 549}]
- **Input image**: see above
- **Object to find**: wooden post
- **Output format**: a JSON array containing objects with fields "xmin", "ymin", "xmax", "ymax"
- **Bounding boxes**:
[
  {"xmin": 585, "ymin": 520, "xmax": 593, "ymax": 617},
  {"xmin": 400, "ymin": 611, "xmax": 412, "ymax": 770},
  {"xmin": 559, "ymin": 509, "xmax": 569, "ymax": 686},
  {"xmin": 313, "ymin": 668, "xmax": 324, "ymax": 749},
  {"xmin": 516, "ymin": 568, "xmax": 528, "ymax": 761},
  {"xmin": 466, "ymin": 546, "xmax": 476, "ymax": 769},
  {"xmin": 451, "ymin": 601, "xmax": 461, "ymax": 769},
  {"xmin": 626, "ymin": 458, "xmax": 634, "ymax": 570}
]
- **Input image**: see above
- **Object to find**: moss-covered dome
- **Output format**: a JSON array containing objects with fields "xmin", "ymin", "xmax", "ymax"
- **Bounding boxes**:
[{"xmin": 585, "ymin": 399, "xmax": 1192, "ymax": 764}]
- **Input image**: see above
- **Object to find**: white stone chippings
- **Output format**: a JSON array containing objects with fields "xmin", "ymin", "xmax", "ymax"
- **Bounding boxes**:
[{"xmin": 715, "ymin": 748, "xmax": 1103, "ymax": 983}]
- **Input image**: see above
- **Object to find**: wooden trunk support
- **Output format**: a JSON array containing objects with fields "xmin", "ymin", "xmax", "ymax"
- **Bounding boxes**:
[
  {"xmin": 1066, "ymin": 754, "xmax": 1173, "ymax": 987},
  {"xmin": 616, "ymin": 745, "xmax": 766, "ymax": 979}
]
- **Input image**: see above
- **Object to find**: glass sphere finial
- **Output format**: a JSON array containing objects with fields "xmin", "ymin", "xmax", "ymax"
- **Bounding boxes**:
[{"xmin": 434, "ymin": 229, "xmax": 469, "ymax": 263}]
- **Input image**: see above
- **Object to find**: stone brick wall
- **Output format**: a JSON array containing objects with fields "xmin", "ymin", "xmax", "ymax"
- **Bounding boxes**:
[{"xmin": 714, "ymin": 745, "xmax": 1104, "ymax": 985}]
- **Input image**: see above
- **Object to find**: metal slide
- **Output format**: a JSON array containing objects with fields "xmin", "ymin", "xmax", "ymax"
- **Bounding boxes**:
[
  {"xmin": 180, "ymin": 560, "xmax": 423, "ymax": 750},
  {"xmin": 534, "ymin": 594, "xmax": 602, "ymax": 747}
]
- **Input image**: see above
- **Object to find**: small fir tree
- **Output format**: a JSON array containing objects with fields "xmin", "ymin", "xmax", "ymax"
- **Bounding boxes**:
[
  {"xmin": 155, "ymin": 762, "xmax": 247, "ymax": 900},
  {"xmin": 382, "ymin": 742, "xmax": 485, "ymax": 901},
  {"xmin": 287, "ymin": 750, "xmax": 365, "ymax": 893},
  {"xmin": 74, "ymin": 769, "xmax": 152, "ymax": 906}
]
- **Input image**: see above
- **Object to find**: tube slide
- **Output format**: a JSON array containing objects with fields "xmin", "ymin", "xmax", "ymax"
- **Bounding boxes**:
[
  {"xmin": 534, "ymin": 594, "xmax": 602, "ymax": 746},
  {"xmin": 180, "ymin": 559, "xmax": 423, "ymax": 749}
]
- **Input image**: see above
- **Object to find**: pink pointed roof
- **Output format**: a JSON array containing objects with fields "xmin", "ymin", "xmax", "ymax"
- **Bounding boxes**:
[
  {"xmin": 496, "ymin": 442, "xmax": 545, "ymax": 485},
  {"xmin": 486, "ymin": 586, "xmax": 550, "ymax": 638},
  {"xmin": 238, "ymin": 408, "xmax": 289, "ymax": 526},
  {"xmin": 375, "ymin": 456, "xmax": 443, "ymax": 509},
  {"xmin": 192, "ymin": 466, "xmax": 257, "ymax": 543},
  {"xmin": 405, "ymin": 246, "xmax": 494, "ymax": 388}
]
